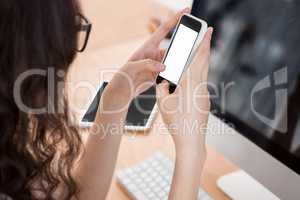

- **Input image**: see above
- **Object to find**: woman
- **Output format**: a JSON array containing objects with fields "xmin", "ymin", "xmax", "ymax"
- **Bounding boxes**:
[{"xmin": 0, "ymin": 0, "xmax": 213, "ymax": 199}]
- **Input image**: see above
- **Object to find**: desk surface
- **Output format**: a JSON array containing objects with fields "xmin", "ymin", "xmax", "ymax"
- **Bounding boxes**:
[{"xmin": 71, "ymin": 0, "xmax": 239, "ymax": 199}]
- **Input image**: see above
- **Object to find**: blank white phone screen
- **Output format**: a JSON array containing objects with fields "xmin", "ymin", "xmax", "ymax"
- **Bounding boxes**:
[{"xmin": 160, "ymin": 24, "xmax": 198, "ymax": 84}]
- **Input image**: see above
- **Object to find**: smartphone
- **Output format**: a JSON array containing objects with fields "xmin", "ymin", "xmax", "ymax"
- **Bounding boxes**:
[{"xmin": 156, "ymin": 14, "xmax": 207, "ymax": 93}]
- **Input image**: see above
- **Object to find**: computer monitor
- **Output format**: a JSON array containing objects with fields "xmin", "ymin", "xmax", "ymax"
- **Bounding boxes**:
[{"xmin": 191, "ymin": 0, "xmax": 300, "ymax": 199}]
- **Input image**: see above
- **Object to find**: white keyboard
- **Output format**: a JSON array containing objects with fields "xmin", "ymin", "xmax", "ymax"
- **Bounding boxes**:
[{"xmin": 117, "ymin": 152, "xmax": 214, "ymax": 200}]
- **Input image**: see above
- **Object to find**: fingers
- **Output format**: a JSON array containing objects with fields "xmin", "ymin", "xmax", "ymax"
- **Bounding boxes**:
[
  {"xmin": 195, "ymin": 27, "xmax": 213, "ymax": 63},
  {"xmin": 180, "ymin": 27, "xmax": 213, "ymax": 85},
  {"xmin": 190, "ymin": 27, "xmax": 213, "ymax": 77},
  {"xmin": 137, "ymin": 59, "xmax": 166, "ymax": 72},
  {"xmin": 197, "ymin": 27, "xmax": 213, "ymax": 79},
  {"xmin": 156, "ymin": 80, "xmax": 170, "ymax": 104},
  {"xmin": 151, "ymin": 8, "xmax": 190, "ymax": 45}
]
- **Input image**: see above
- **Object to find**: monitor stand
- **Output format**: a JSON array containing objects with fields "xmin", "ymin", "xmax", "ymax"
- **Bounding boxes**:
[{"xmin": 217, "ymin": 170, "xmax": 280, "ymax": 200}]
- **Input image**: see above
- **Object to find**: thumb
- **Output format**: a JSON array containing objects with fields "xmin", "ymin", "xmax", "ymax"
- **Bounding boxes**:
[
  {"xmin": 156, "ymin": 80, "xmax": 169, "ymax": 106},
  {"xmin": 141, "ymin": 59, "xmax": 165, "ymax": 72}
]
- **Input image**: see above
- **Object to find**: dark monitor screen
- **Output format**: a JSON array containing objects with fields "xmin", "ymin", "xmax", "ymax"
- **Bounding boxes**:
[{"xmin": 192, "ymin": 0, "xmax": 300, "ymax": 174}]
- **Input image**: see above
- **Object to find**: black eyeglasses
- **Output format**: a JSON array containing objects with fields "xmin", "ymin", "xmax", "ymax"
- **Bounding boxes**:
[{"xmin": 77, "ymin": 14, "xmax": 92, "ymax": 52}]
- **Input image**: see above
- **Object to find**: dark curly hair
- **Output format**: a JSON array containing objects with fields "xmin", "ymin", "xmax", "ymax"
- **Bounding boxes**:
[{"xmin": 0, "ymin": 0, "xmax": 83, "ymax": 199}]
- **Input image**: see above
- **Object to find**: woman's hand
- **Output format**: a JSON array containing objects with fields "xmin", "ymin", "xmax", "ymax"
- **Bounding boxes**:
[
  {"xmin": 105, "ymin": 59, "xmax": 165, "ymax": 111},
  {"xmin": 104, "ymin": 6, "xmax": 191, "ymax": 109},
  {"xmin": 129, "ymin": 8, "xmax": 190, "ymax": 62},
  {"xmin": 156, "ymin": 27, "xmax": 213, "ymax": 153},
  {"xmin": 156, "ymin": 27, "xmax": 213, "ymax": 200}
]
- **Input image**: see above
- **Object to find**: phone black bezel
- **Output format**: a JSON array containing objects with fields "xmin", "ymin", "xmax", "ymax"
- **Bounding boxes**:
[{"xmin": 156, "ymin": 15, "xmax": 203, "ymax": 93}]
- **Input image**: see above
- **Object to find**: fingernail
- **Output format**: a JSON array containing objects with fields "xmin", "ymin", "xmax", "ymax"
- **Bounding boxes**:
[
  {"xmin": 208, "ymin": 27, "xmax": 214, "ymax": 35},
  {"xmin": 156, "ymin": 63, "xmax": 165, "ymax": 71}
]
